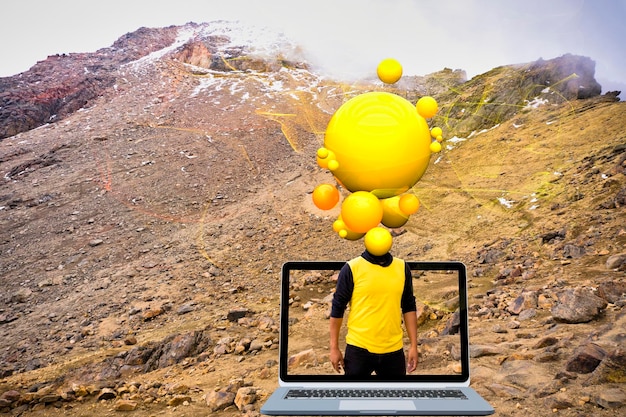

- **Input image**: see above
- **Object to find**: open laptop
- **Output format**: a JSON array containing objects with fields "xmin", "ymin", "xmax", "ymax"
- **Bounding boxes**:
[{"xmin": 261, "ymin": 260, "xmax": 494, "ymax": 416}]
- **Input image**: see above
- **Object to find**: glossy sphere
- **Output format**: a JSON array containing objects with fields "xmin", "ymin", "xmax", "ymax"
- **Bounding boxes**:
[
  {"xmin": 340, "ymin": 191, "xmax": 383, "ymax": 233},
  {"xmin": 416, "ymin": 96, "xmax": 438, "ymax": 119},
  {"xmin": 312, "ymin": 183, "xmax": 340, "ymax": 210},
  {"xmin": 364, "ymin": 227, "xmax": 393, "ymax": 256},
  {"xmin": 398, "ymin": 194, "xmax": 420, "ymax": 215},
  {"xmin": 324, "ymin": 92, "xmax": 432, "ymax": 199},
  {"xmin": 377, "ymin": 58, "xmax": 403, "ymax": 84},
  {"xmin": 381, "ymin": 196, "xmax": 409, "ymax": 228}
]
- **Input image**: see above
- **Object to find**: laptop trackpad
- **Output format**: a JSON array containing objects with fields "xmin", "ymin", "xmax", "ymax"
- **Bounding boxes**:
[{"xmin": 339, "ymin": 400, "xmax": 417, "ymax": 411}]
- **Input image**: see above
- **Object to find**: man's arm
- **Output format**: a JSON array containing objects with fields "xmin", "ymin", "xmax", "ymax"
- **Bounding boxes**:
[
  {"xmin": 329, "ymin": 317, "xmax": 344, "ymax": 373},
  {"xmin": 403, "ymin": 311, "xmax": 419, "ymax": 373}
]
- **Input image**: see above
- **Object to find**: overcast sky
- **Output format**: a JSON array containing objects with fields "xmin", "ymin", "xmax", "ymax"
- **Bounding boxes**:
[{"xmin": 2, "ymin": 0, "xmax": 625, "ymax": 91}]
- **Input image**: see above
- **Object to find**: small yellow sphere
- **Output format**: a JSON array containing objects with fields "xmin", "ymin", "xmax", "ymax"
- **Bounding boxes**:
[
  {"xmin": 417, "ymin": 96, "xmax": 438, "ymax": 118},
  {"xmin": 364, "ymin": 227, "xmax": 393, "ymax": 256},
  {"xmin": 430, "ymin": 141, "xmax": 442, "ymax": 153},
  {"xmin": 316, "ymin": 147, "xmax": 336, "ymax": 169},
  {"xmin": 377, "ymin": 58, "xmax": 403, "ymax": 84},
  {"xmin": 430, "ymin": 127, "xmax": 442, "ymax": 139},
  {"xmin": 341, "ymin": 191, "xmax": 383, "ymax": 233},
  {"xmin": 333, "ymin": 215, "xmax": 365, "ymax": 240},
  {"xmin": 398, "ymin": 194, "xmax": 420, "ymax": 215}
]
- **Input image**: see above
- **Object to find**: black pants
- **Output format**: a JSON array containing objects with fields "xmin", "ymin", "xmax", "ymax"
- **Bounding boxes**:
[{"xmin": 344, "ymin": 344, "xmax": 406, "ymax": 377}]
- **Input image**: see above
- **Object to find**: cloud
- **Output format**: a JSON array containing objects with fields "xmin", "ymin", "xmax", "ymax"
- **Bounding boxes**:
[{"xmin": 1, "ymin": 0, "xmax": 624, "ymax": 88}]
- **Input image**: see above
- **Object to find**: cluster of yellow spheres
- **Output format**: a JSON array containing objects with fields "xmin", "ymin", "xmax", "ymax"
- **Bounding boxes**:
[{"xmin": 312, "ymin": 58, "xmax": 444, "ymax": 255}]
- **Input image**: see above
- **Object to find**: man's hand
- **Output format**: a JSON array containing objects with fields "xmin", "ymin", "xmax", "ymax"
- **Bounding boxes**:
[
  {"xmin": 406, "ymin": 345, "xmax": 419, "ymax": 373},
  {"xmin": 330, "ymin": 347, "xmax": 345, "ymax": 373},
  {"xmin": 329, "ymin": 317, "xmax": 344, "ymax": 373}
]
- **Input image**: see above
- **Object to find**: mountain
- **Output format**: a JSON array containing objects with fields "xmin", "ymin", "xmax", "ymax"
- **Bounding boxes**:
[{"xmin": 0, "ymin": 21, "xmax": 625, "ymax": 416}]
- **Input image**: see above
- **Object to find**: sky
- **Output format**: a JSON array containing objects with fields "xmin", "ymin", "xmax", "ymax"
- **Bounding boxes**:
[{"xmin": 2, "ymin": 0, "xmax": 625, "ymax": 92}]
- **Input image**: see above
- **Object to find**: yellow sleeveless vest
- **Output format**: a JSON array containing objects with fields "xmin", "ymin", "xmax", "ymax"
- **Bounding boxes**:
[{"xmin": 345, "ymin": 256, "xmax": 405, "ymax": 353}]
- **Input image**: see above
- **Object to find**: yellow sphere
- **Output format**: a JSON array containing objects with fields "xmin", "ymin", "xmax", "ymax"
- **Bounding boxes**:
[
  {"xmin": 364, "ymin": 227, "xmax": 393, "ymax": 256},
  {"xmin": 430, "ymin": 141, "xmax": 442, "ymax": 153},
  {"xmin": 324, "ymin": 91, "xmax": 432, "ymax": 198},
  {"xmin": 340, "ymin": 191, "xmax": 383, "ymax": 233},
  {"xmin": 312, "ymin": 183, "xmax": 340, "ymax": 210},
  {"xmin": 398, "ymin": 194, "xmax": 420, "ymax": 215},
  {"xmin": 416, "ymin": 96, "xmax": 438, "ymax": 119},
  {"xmin": 316, "ymin": 147, "xmax": 336, "ymax": 169},
  {"xmin": 377, "ymin": 58, "xmax": 402, "ymax": 84},
  {"xmin": 381, "ymin": 195, "xmax": 409, "ymax": 228},
  {"xmin": 430, "ymin": 126, "xmax": 442, "ymax": 139}
]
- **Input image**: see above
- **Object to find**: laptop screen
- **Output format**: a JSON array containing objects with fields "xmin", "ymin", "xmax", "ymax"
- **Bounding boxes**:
[{"xmin": 279, "ymin": 261, "xmax": 470, "ymax": 383}]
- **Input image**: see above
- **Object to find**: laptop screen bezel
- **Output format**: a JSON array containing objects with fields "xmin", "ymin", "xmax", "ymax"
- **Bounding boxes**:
[{"xmin": 278, "ymin": 260, "xmax": 471, "ymax": 384}]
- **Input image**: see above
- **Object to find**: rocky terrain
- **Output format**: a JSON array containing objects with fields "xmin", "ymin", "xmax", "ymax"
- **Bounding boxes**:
[{"xmin": 1, "ymin": 21, "xmax": 625, "ymax": 416}]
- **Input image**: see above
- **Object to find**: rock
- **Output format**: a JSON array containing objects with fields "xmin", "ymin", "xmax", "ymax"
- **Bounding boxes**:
[
  {"xmin": 227, "ymin": 309, "xmax": 249, "ymax": 322},
  {"xmin": 142, "ymin": 307, "xmax": 164, "ymax": 321},
  {"xmin": 249, "ymin": 339, "xmax": 265, "ymax": 352},
  {"xmin": 597, "ymin": 280, "xmax": 626, "ymax": 303},
  {"xmin": 543, "ymin": 394, "xmax": 574, "ymax": 410},
  {"xmin": 234, "ymin": 387, "xmax": 257, "ymax": 410},
  {"xmin": 507, "ymin": 291, "xmax": 538, "ymax": 315},
  {"xmin": 11, "ymin": 288, "xmax": 32, "ymax": 303},
  {"xmin": 288, "ymin": 349, "xmax": 318, "ymax": 369},
  {"xmin": 469, "ymin": 345, "xmax": 501, "ymax": 358},
  {"xmin": 441, "ymin": 311, "xmax": 461, "ymax": 335},
  {"xmin": 486, "ymin": 383, "xmax": 524, "ymax": 399},
  {"xmin": 205, "ymin": 390, "xmax": 235, "ymax": 412},
  {"xmin": 97, "ymin": 387, "xmax": 117, "ymax": 401},
  {"xmin": 518, "ymin": 308, "xmax": 536, "ymax": 321},
  {"xmin": 166, "ymin": 383, "xmax": 190, "ymax": 395},
  {"xmin": 566, "ymin": 343, "xmax": 606, "ymax": 374},
  {"xmin": 0, "ymin": 390, "xmax": 21, "ymax": 404},
  {"xmin": 593, "ymin": 387, "xmax": 626, "ymax": 409},
  {"xmin": 562, "ymin": 243, "xmax": 585, "ymax": 258},
  {"xmin": 532, "ymin": 336, "xmax": 559, "ymax": 349},
  {"xmin": 114, "ymin": 399, "xmax": 138, "ymax": 411},
  {"xmin": 177, "ymin": 303, "xmax": 196, "ymax": 315},
  {"xmin": 606, "ymin": 253, "xmax": 626, "ymax": 270},
  {"xmin": 583, "ymin": 348, "xmax": 626, "ymax": 385},
  {"xmin": 167, "ymin": 395, "xmax": 191, "ymax": 406},
  {"xmin": 551, "ymin": 287, "xmax": 607, "ymax": 323}
]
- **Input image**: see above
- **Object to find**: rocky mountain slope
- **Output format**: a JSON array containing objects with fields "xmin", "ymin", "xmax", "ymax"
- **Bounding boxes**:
[{"xmin": 1, "ymin": 21, "xmax": 625, "ymax": 416}]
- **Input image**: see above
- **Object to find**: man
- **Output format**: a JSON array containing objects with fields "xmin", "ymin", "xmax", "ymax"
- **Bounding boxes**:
[{"xmin": 329, "ymin": 249, "xmax": 418, "ymax": 376}]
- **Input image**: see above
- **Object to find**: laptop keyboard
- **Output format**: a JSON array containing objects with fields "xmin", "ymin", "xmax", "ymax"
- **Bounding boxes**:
[{"xmin": 285, "ymin": 389, "xmax": 467, "ymax": 400}]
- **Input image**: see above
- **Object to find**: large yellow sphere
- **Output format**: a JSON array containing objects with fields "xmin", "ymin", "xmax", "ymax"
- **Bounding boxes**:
[
  {"xmin": 381, "ymin": 195, "xmax": 409, "ymax": 228},
  {"xmin": 377, "ymin": 58, "xmax": 402, "ymax": 84},
  {"xmin": 364, "ymin": 227, "xmax": 393, "ymax": 256},
  {"xmin": 340, "ymin": 191, "xmax": 383, "ymax": 233},
  {"xmin": 324, "ymin": 92, "xmax": 432, "ymax": 198}
]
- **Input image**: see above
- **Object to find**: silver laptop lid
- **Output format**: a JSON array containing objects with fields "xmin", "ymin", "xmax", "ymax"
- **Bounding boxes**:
[{"xmin": 278, "ymin": 261, "xmax": 471, "ymax": 387}]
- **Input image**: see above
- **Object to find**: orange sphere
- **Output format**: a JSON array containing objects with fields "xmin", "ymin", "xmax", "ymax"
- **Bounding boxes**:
[
  {"xmin": 312, "ymin": 183, "xmax": 340, "ymax": 210},
  {"xmin": 398, "ymin": 194, "xmax": 420, "ymax": 215}
]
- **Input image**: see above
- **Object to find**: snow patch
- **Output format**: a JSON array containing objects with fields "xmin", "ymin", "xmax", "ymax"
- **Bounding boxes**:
[{"xmin": 497, "ymin": 196, "xmax": 515, "ymax": 208}]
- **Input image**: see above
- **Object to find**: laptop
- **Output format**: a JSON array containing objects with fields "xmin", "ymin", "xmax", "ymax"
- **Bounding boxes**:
[{"xmin": 260, "ymin": 260, "xmax": 494, "ymax": 416}]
